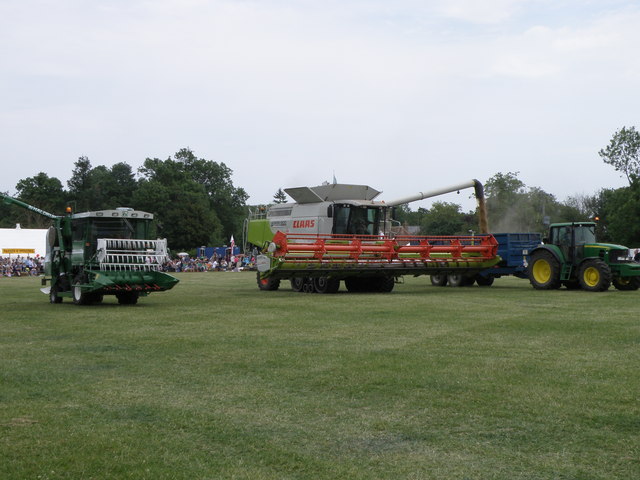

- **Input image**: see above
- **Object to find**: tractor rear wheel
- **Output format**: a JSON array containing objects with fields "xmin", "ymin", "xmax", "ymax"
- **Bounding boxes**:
[
  {"xmin": 529, "ymin": 250, "xmax": 561, "ymax": 290},
  {"xmin": 612, "ymin": 276, "xmax": 640, "ymax": 291},
  {"xmin": 578, "ymin": 259, "xmax": 611, "ymax": 292},
  {"xmin": 430, "ymin": 274, "xmax": 448, "ymax": 287},
  {"xmin": 257, "ymin": 272, "xmax": 280, "ymax": 291}
]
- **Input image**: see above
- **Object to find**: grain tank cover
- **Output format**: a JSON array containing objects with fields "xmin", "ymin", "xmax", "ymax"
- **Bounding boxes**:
[{"xmin": 285, "ymin": 184, "xmax": 381, "ymax": 204}]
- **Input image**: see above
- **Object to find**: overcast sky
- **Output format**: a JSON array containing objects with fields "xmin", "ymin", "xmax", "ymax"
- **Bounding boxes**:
[{"xmin": 1, "ymin": 0, "xmax": 639, "ymax": 212}]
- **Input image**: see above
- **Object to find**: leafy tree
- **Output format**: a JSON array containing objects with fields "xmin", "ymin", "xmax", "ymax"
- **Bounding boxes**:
[
  {"xmin": 135, "ymin": 156, "xmax": 223, "ymax": 250},
  {"xmin": 88, "ymin": 162, "xmax": 137, "ymax": 209},
  {"xmin": 419, "ymin": 202, "xmax": 469, "ymax": 235},
  {"xmin": 172, "ymin": 148, "xmax": 248, "ymax": 242},
  {"xmin": 599, "ymin": 126, "xmax": 640, "ymax": 185},
  {"xmin": 67, "ymin": 156, "xmax": 93, "ymax": 211},
  {"xmin": 12, "ymin": 173, "xmax": 67, "ymax": 228},
  {"xmin": 273, "ymin": 188, "xmax": 288, "ymax": 204},
  {"xmin": 595, "ymin": 185, "xmax": 640, "ymax": 246}
]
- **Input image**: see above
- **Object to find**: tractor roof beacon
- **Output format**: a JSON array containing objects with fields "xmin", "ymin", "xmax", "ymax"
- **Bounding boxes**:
[
  {"xmin": 528, "ymin": 221, "xmax": 640, "ymax": 292},
  {"xmin": 1, "ymin": 194, "xmax": 179, "ymax": 305},
  {"xmin": 244, "ymin": 180, "xmax": 500, "ymax": 294}
]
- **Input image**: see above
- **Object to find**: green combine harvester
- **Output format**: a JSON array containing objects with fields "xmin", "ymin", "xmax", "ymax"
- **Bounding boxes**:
[{"xmin": 1, "ymin": 194, "xmax": 179, "ymax": 305}]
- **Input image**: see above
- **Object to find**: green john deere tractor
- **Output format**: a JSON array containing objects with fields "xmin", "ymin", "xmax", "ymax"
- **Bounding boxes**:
[{"xmin": 528, "ymin": 222, "xmax": 640, "ymax": 292}]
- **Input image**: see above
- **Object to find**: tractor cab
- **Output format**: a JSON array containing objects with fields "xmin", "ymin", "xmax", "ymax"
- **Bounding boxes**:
[{"xmin": 547, "ymin": 222, "xmax": 597, "ymax": 263}]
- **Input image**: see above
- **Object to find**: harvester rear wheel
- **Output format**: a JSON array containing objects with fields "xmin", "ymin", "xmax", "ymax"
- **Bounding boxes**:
[
  {"xmin": 430, "ymin": 275, "xmax": 448, "ymax": 287},
  {"xmin": 578, "ymin": 259, "xmax": 611, "ymax": 292},
  {"xmin": 612, "ymin": 276, "xmax": 640, "ymax": 291},
  {"xmin": 529, "ymin": 250, "xmax": 561, "ymax": 290},
  {"xmin": 257, "ymin": 272, "xmax": 280, "ymax": 291},
  {"xmin": 49, "ymin": 285, "xmax": 63, "ymax": 304},
  {"xmin": 290, "ymin": 277, "xmax": 305, "ymax": 292},
  {"xmin": 313, "ymin": 277, "xmax": 340, "ymax": 294},
  {"xmin": 447, "ymin": 274, "xmax": 473, "ymax": 287}
]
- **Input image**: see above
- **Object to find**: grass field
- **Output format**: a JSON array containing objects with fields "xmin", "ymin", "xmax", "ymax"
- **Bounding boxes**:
[{"xmin": 1, "ymin": 272, "xmax": 639, "ymax": 479}]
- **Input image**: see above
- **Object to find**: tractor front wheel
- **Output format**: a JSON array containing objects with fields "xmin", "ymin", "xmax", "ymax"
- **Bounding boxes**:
[
  {"xmin": 578, "ymin": 259, "xmax": 611, "ymax": 292},
  {"xmin": 529, "ymin": 250, "xmax": 561, "ymax": 290}
]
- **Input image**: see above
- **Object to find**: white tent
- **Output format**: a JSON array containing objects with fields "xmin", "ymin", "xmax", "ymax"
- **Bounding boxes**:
[{"xmin": 0, "ymin": 224, "xmax": 48, "ymax": 257}]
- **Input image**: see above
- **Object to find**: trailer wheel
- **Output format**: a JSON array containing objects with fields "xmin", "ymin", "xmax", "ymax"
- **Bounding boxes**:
[
  {"xmin": 578, "ymin": 259, "xmax": 611, "ymax": 292},
  {"xmin": 370, "ymin": 276, "xmax": 394, "ymax": 292},
  {"xmin": 529, "ymin": 251, "xmax": 561, "ymax": 290},
  {"xmin": 612, "ymin": 276, "xmax": 640, "ymax": 291},
  {"xmin": 430, "ymin": 275, "xmax": 448, "ymax": 287},
  {"xmin": 290, "ymin": 277, "xmax": 305, "ymax": 292},
  {"xmin": 257, "ymin": 272, "xmax": 280, "ymax": 291},
  {"xmin": 313, "ymin": 277, "xmax": 340, "ymax": 294}
]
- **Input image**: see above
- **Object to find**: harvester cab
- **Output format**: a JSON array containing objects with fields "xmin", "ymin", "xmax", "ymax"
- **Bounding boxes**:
[
  {"xmin": 245, "ymin": 179, "xmax": 500, "ymax": 293},
  {"xmin": 528, "ymin": 221, "xmax": 640, "ymax": 291},
  {"xmin": 1, "ymin": 194, "xmax": 179, "ymax": 305}
]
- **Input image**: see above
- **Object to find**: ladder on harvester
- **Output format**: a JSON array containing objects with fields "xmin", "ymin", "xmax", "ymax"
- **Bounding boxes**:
[{"xmin": 96, "ymin": 238, "xmax": 170, "ymax": 271}]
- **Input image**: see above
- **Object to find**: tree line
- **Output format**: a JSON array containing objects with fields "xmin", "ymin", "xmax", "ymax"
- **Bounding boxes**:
[{"xmin": 1, "ymin": 127, "xmax": 640, "ymax": 251}]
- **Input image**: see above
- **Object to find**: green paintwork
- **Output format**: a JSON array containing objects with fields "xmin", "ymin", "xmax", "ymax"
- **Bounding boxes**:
[{"xmin": 1, "ymin": 193, "xmax": 179, "ymax": 304}]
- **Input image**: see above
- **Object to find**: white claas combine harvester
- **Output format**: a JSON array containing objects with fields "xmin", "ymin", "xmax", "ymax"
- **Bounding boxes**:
[{"xmin": 244, "ymin": 179, "xmax": 500, "ymax": 293}]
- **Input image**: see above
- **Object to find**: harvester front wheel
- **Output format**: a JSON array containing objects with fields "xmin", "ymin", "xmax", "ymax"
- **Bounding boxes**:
[
  {"xmin": 475, "ymin": 275, "xmax": 494, "ymax": 287},
  {"xmin": 257, "ymin": 272, "xmax": 280, "ymax": 291},
  {"xmin": 578, "ymin": 259, "xmax": 611, "ymax": 292},
  {"xmin": 313, "ymin": 277, "xmax": 340, "ymax": 294},
  {"xmin": 430, "ymin": 275, "xmax": 447, "ymax": 287},
  {"xmin": 612, "ymin": 276, "xmax": 640, "ymax": 291},
  {"xmin": 344, "ymin": 277, "xmax": 366, "ymax": 292},
  {"xmin": 117, "ymin": 292, "xmax": 139, "ymax": 305},
  {"xmin": 375, "ymin": 276, "xmax": 395, "ymax": 293},
  {"xmin": 72, "ymin": 284, "xmax": 89, "ymax": 305},
  {"xmin": 529, "ymin": 251, "xmax": 561, "ymax": 290}
]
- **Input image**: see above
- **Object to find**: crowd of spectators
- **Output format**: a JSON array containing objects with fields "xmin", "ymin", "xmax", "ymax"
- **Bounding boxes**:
[
  {"xmin": 163, "ymin": 254, "xmax": 255, "ymax": 273},
  {"xmin": 1, "ymin": 256, "xmax": 44, "ymax": 277},
  {"xmin": 1, "ymin": 253, "xmax": 255, "ymax": 278}
]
